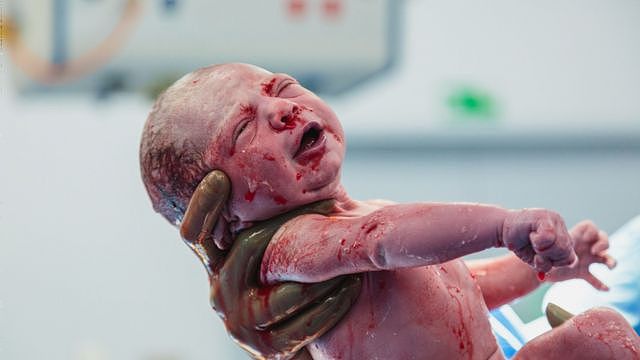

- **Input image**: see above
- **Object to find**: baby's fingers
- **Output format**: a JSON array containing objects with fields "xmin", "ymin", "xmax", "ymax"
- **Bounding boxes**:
[
  {"xmin": 596, "ymin": 252, "xmax": 617, "ymax": 270},
  {"xmin": 584, "ymin": 273, "xmax": 609, "ymax": 292},
  {"xmin": 534, "ymin": 254, "xmax": 553, "ymax": 273},
  {"xmin": 590, "ymin": 230, "xmax": 610, "ymax": 255}
]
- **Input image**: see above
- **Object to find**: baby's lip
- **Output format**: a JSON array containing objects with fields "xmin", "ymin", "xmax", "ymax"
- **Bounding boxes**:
[{"xmin": 293, "ymin": 121, "xmax": 326, "ymax": 161}]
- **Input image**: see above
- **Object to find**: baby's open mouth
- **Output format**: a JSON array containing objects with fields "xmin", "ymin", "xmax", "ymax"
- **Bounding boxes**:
[{"xmin": 294, "ymin": 123, "xmax": 325, "ymax": 160}]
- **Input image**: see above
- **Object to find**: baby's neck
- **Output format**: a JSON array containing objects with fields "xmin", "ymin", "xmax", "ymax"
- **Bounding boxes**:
[
  {"xmin": 230, "ymin": 183, "xmax": 357, "ymax": 233},
  {"xmin": 330, "ymin": 185, "xmax": 359, "ymax": 212}
]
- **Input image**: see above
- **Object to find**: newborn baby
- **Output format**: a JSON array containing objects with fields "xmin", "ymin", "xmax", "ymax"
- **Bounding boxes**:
[{"xmin": 140, "ymin": 63, "xmax": 639, "ymax": 359}]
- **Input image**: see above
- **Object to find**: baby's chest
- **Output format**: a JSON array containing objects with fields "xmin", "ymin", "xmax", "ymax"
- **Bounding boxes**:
[{"xmin": 310, "ymin": 264, "xmax": 493, "ymax": 359}]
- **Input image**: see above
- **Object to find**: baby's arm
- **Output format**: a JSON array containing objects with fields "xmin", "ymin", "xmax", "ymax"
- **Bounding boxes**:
[
  {"xmin": 467, "ymin": 220, "xmax": 616, "ymax": 310},
  {"xmin": 466, "ymin": 254, "xmax": 541, "ymax": 310},
  {"xmin": 262, "ymin": 203, "xmax": 576, "ymax": 284}
]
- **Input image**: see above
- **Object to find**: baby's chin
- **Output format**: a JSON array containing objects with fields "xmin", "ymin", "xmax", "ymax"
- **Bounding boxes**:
[{"xmin": 229, "ymin": 179, "xmax": 342, "ymax": 227}]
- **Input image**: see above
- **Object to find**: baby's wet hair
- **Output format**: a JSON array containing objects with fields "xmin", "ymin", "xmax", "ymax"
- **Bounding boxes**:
[{"xmin": 139, "ymin": 67, "xmax": 220, "ymax": 225}]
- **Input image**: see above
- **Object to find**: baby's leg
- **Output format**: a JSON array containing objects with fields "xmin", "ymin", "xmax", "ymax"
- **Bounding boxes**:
[{"xmin": 515, "ymin": 307, "xmax": 639, "ymax": 359}]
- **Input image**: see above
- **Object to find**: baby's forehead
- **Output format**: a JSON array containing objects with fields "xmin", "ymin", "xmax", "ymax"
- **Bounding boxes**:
[{"xmin": 196, "ymin": 63, "xmax": 271, "ymax": 91}]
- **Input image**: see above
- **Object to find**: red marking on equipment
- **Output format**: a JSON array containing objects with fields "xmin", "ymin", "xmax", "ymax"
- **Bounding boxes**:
[
  {"xmin": 244, "ymin": 191, "xmax": 256, "ymax": 202},
  {"xmin": 274, "ymin": 195, "xmax": 288, "ymax": 205},
  {"xmin": 323, "ymin": 0, "xmax": 341, "ymax": 17},
  {"xmin": 287, "ymin": 0, "xmax": 306, "ymax": 16}
]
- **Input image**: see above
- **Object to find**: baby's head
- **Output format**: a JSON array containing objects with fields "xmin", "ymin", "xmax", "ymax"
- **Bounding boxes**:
[{"xmin": 140, "ymin": 63, "xmax": 346, "ymax": 237}]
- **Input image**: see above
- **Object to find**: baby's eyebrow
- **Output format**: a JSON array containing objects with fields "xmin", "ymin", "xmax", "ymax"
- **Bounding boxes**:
[{"xmin": 261, "ymin": 74, "xmax": 297, "ymax": 96}]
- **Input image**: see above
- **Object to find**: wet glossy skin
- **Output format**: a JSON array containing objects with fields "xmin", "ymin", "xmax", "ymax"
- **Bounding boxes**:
[
  {"xmin": 145, "ymin": 64, "xmax": 638, "ymax": 359},
  {"xmin": 195, "ymin": 64, "xmax": 346, "ymax": 232}
]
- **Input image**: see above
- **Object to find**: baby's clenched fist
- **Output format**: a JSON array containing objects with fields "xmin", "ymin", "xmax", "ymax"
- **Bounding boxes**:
[{"xmin": 501, "ymin": 209, "xmax": 577, "ymax": 272}]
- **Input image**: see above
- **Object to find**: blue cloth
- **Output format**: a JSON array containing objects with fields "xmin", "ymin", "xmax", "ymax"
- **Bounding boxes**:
[{"xmin": 489, "ymin": 306, "xmax": 526, "ymax": 358}]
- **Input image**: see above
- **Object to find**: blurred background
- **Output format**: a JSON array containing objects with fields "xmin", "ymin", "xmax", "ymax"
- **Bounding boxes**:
[{"xmin": 1, "ymin": 0, "xmax": 639, "ymax": 359}]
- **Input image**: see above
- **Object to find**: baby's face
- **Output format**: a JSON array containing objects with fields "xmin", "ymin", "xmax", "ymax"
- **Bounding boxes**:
[{"xmin": 201, "ymin": 64, "xmax": 345, "ymax": 223}]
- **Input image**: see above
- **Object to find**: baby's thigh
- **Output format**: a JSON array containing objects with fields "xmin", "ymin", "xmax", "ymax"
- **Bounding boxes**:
[{"xmin": 514, "ymin": 307, "xmax": 639, "ymax": 360}]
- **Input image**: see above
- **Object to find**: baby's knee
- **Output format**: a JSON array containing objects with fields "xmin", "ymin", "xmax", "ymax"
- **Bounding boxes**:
[
  {"xmin": 570, "ymin": 307, "xmax": 639, "ymax": 359},
  {"xmin": 577, "ymin": 307, "xmax": 635, "ymax": 333}
]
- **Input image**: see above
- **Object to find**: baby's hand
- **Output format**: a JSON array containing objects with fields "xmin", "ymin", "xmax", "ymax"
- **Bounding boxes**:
[
  {"xmin": 546, "ymin": 220, "xmax": 617, "ymax": 290},
  {"xmin": 502, "ymin": 209, "xmax": 577, "ymax": 273}
]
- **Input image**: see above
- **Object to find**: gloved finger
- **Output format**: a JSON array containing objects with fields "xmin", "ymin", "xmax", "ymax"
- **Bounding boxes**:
[
  {"xmin": 584, "ymin": 273, "xmax": 609, "ymax": 292},
  {"xmin": 180, "ymin": 170, "xmax": 230, "ymax": 243},
  {"xmin": 180, "ymin": 170, "xmax": 230, "ymax": 271},
  {"xmin": 267, "ymin": 275, "xmax": 362, "ymax": 354},
  {"xmin": 222, "ymin": 200, "xmax": 336, "ymax": 287},
  {"xmin": 590, "ymin": 231, "xmax": 610, "ymax": 255},
  {"xmin": 546, "ymin": 303, "xmax": 575, "ymax": 328},
  {"xmin": 251, "ymin": 276, "xmax": 349, "ymax": 330}
]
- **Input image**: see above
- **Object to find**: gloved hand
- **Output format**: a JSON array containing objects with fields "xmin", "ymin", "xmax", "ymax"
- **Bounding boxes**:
[{"xmin": 180, "ymin": 170, "xmax": 361, "ymax": 360}]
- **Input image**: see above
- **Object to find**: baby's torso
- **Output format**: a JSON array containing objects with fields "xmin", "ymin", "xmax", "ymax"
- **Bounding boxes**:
[{"xmin": 307, "ymin": 261, "xmax": 501, "ymax": 360}]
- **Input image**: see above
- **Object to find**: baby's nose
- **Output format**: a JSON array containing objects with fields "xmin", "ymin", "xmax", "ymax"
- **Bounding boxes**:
[{"xmin": 265, "ymin": 101, "xmax": 299, "ymax": 131}]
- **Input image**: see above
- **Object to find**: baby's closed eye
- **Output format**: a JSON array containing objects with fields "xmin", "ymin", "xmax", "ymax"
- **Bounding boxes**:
[{"xmin": 232, "ymin": 118, "xmax": 256, "ymax": 148}]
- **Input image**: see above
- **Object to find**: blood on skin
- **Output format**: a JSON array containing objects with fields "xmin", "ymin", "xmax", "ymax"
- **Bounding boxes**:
[
  {"xmin": 279, "ymin": 106, "xmax": 304, "ymax": 131},
  {"xmin": 296, "ymin": 172, "xmax": 302, "ymax": 181},
  {"xmin": 263, "ymin": 154, "xmax": 276, "ymax": 161},
  {"xmin": 273, "ymin": 195, "xmax": 288, "ymax": 205},
  {"xmin": 447, "ymin": 285, "xmax": 473, "ymax": 358},
  {"xmin": 240, "ymin": 104, "xmax": 256, "ymax": 117},
  {"xmin": 245, "ymin": 190, "xmax": 256, "ymax": 202},
  {"xmin": 537, "ymin": 272, "xmax": 545, "ymax": 281},
  {"xmin": 365, "ymin": 224, "xmax": 378, "ymax": 235},
  {"xmin": 261, "ymin": 78, "xmax": 277, "ymax": 95}
]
